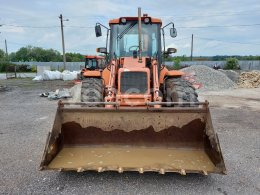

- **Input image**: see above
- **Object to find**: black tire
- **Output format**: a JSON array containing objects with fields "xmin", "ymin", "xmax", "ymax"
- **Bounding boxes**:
[
  {"xmin": 165, "ymin": 77, "xmax": 198, "ymax": 106},
  {"xmin": 81, "ymin": 78, "xmax": 103, "ymax": 106}
]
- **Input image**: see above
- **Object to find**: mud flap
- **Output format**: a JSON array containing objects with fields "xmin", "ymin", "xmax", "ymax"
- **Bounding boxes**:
[{"xmin": 40, "ymin": 102, "xmax": 226, "ymax": 175}]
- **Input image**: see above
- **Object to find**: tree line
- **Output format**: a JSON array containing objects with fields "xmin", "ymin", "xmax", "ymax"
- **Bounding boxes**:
[
  {"xmin": 1, "ymin": 46, "xmax": 260, "ymax": 62},
  {"xmin": 0, "ymin": 46, "xmax": 85, "ymax": 62}
]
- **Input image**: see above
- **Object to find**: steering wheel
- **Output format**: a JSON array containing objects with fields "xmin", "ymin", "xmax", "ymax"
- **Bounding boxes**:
[{"xmin": 129, "ymin": 45, "xmax": 139, "ymax": 52}]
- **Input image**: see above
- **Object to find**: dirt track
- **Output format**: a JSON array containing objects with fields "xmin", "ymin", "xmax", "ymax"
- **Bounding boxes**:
[{"xmin": 0, "ymin": 79, "xmax": 259, "ymax": 194}]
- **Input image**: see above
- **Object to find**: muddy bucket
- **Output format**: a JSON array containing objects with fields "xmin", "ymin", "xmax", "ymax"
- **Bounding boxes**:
[{"xmin": 40, "ymin": 101, "xmax": 226, "ymax": 175}]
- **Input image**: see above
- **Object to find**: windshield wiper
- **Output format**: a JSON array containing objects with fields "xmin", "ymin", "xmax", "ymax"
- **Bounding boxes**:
[{"xmin": 117, "ymin": 22, "xmax": 137, "ymax": 39}]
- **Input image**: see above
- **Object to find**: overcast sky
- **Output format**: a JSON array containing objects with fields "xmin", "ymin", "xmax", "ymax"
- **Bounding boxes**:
[{"xmin": 0, "ymin": 0, "xmax": 260, "ymax": 56}]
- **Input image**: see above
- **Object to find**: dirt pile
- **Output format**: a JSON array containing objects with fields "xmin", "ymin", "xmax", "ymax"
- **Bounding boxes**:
[
  {"xmin": 181, "ymin": 65, "xmax": 236, "ymax": 91},
  {"xmin": 238, "ymin": 71, "xmax": 260, "ymax": 88}
]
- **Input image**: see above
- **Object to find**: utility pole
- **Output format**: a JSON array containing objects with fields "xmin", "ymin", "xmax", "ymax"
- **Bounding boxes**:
[
  {"xmin": 59, "ymin": 14, "xmax": 68, "ymax": 70},
  {"xmin": 5, "ymin": 39, "xmax": 8, "ymax": 55},
  {"xmin": 5, "ymin": 39, "xmax": 9, "ymax": 62},
  {"xmin": 191, "ymin": 34, "xmax": 193, "ymax": 61}
]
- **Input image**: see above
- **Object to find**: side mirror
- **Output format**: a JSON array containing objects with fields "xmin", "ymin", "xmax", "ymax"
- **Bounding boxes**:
[
  {"xmin": 163, "ymin": 48, "xmax": 177, "ymax": 58},
  {"xmin": 167, "ymin": 48, "xmax": 177, "ymax": 54},
  {"xmin": 170, "ymin": 28, "xmax": 177, "ymax": 38},
  {"xmin": 95, "ymin": 25, "xmax": 102, "ymax": 37},
  {"xmin": 96, "ymin": 47, "xmax": 107, "ymax": 54}
]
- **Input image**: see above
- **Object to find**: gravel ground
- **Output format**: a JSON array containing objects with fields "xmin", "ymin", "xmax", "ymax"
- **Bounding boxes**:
[
  {"xmin": 182, "ymin": 65, "xmax": 236, "ymax": 92},
  {"xmin": 0, "ymin": 79, "xmax": 260, "ymax": 194}
]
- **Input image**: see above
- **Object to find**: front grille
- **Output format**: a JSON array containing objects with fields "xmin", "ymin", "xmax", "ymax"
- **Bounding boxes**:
[{"xmin": 120, "ymin": 72, "xmax": 148, "ymax": 94}]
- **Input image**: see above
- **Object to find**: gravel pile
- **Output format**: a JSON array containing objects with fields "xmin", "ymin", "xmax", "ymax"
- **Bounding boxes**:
[
  {"xmin": 218, "ymin": 69, "xmax": 240, "ymax": 83},
  {"xmin": 238, "ymin": 71, "xmax": 260, "ymax": 88},
  {"xmin": 182, "ymin": 65, "xmax": 236, "ymax": 91}
]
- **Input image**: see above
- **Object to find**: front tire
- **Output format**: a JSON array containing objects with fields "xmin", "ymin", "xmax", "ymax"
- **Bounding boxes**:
[
  {"xmin": 81, "ymin": 78, "xmax": 103, "ymax": 105},
  {"xmin": 164, "ymin": 77, "xmax": 198, "ymax": 106}
]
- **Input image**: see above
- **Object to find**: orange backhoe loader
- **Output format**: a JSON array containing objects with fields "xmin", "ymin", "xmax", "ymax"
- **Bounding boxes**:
[
  {"xmin": 40, "ymin": 8, "xmax": 226, "ymax": 175},
  {"xmin": 79, "ymin": 55, "xmax": 105, "ymax": 79}
]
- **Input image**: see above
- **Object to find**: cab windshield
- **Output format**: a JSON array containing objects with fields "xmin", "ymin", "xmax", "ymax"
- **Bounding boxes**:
[
  {"xmin": 109, "ymin": 21, "xmax": 161, "ymax": 59},
  {"xmin": 85, "ymin": 59, "xmax": 97, "ymax": 70}
]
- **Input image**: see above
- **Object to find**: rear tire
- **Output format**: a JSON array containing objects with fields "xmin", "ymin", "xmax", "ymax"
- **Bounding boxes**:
[
  {"xmin": 165, "ymin": 77, "xmax": 198, "ymax": 106},
  {"xmin": 81, "ymin": 78, "xmax": 103, "ymax": 106}
]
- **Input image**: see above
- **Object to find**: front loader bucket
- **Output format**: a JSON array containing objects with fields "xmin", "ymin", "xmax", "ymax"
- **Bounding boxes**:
[{"xmin": 40, "ymin": 101, "xmax": 226, "ymax": 175}]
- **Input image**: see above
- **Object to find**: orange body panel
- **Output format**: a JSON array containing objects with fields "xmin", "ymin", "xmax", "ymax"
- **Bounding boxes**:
[
  {"xmin": 159, "ymin": 66, "xmax": 184, "ymax": 84},
  {"xmin": 82, "ymin": 70, "xmax": 101, "ymax": 77},
  {"xmin": 117, "ymin": 94, "xmax": 151, "ymax": 106},
  {"xmin": 102, "ymin": 67, "xmax": 111, "ymax": 86},
  {"xmin": 122, "ymin": 57, "xmax": 146, "ymax": 68}
]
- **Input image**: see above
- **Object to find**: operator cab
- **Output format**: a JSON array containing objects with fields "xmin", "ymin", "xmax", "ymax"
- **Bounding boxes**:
[{"xmin": 109, "ymin": 16, "xmax": 162, "ymax": 61}]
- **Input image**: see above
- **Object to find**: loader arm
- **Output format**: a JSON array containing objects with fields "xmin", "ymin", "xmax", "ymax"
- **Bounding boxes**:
[
  {"xmin": 152, "ymin": 59, "xmax": 162, "ymax": 104},
  {"xmin": 105, "ymin": 59, "xmax": 117, "ymax": 105}
]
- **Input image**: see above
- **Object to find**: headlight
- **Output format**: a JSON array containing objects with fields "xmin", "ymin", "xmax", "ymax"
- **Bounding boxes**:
[
  {"xmin": 144, "ymin": 17, "xmax": 150, "ymax": 24},
  {"xmin": 120, "ymin": 18, "xmax": 127, "ymax": 24}
]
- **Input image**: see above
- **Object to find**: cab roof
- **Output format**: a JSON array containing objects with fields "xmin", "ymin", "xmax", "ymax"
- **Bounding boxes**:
[{"xmin": 109, "ymin": 16, "xmax": 162, "ymax": 26}]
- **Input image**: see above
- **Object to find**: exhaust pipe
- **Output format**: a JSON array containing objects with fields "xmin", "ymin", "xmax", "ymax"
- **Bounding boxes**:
[{"xmin": 138, "ymin": 7, "xmax": 142, "ymax": 63}]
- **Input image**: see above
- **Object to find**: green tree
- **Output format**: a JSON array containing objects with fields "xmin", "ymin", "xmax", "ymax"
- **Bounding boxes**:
[
  {"xmin": 173, "ymin": 57, "xmax": 181, "ymax": 70},
  {"xmin": 65, "ymin": 52, "xmax": 84, "ymax": 62},
  {"xmin": 13, "ymin": 46, "xmax": 62, "ymax": 62},
  {"xmin": 224, "ymin": 58, "xmax": 239, "ymax": 70},
  {"xmin": 15, "ymin": 46, "xmax": 32, "ymax": 61},
  {"xmin": 8, "ymin": 52, "xmax": 17, "ymax": 61}
]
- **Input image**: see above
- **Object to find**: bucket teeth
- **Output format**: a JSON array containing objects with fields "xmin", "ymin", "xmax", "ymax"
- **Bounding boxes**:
[
  {"xmin": 202, "ymin": 170, "xmax": 208, "ymax": 176},
  {"xmin": 159, "ymin": 168, "xmax": 165, "ymax": 174},
  {"xmin": 139, "ymin": 168, "xmax": 144, "ymax": 174},
  {"xmin": 97, "ymin": 167, "xmax": 103, "ymax": 172},
  {"xmin": 118, "ymin": 167, "xmax": 123, "ymax": 173},
  {"xmin": 77, "ymin": 167, "xmax": 84, "ymax": 172},
  {"xmin": 180, "ymin": 169, "xmax": 186, "ymax": 175}
]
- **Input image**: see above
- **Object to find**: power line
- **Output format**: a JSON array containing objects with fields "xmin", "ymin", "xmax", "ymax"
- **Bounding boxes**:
[
  {"xmin": 59, "ymin": 23, "xmax": 260, "ymax": 29},
  {"xmin": 1, "ymin": 8, "xmax": 260, "ymax": 26},
  {"xmin": 64, "ymin": 25, "xmax": 94, "ymax": 29},
  {"xmin": 1, "ymin": 24, "xmax": 59, "ymax": 28},
  {"xmin": 5, "ymin": 41, "xmax": 28, "ymax": 46},
  {"xmin": 178, "ymin": 23, "xmax": 260, "ymax": 29},
  {"xmin": 63, "ymin": 9, "xmax": 260, "ymax": 20},
  {"xmin": 196, "ymin": 36, "xmax": 260, "ymax": 45},
  {"xmin": 2, "ymin": 23, "xmax": 260, "ymax": 30},
  {"xmin": 65, "ymin": 15, "xmax": 108, "ymax": 19},
  {"xmin": 1, "ymin": 24, "xmax": 95, "ymax": 29},
  {"xmin": 160, "ymin": 9, "xmax": 260, "ymax": 19}
]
